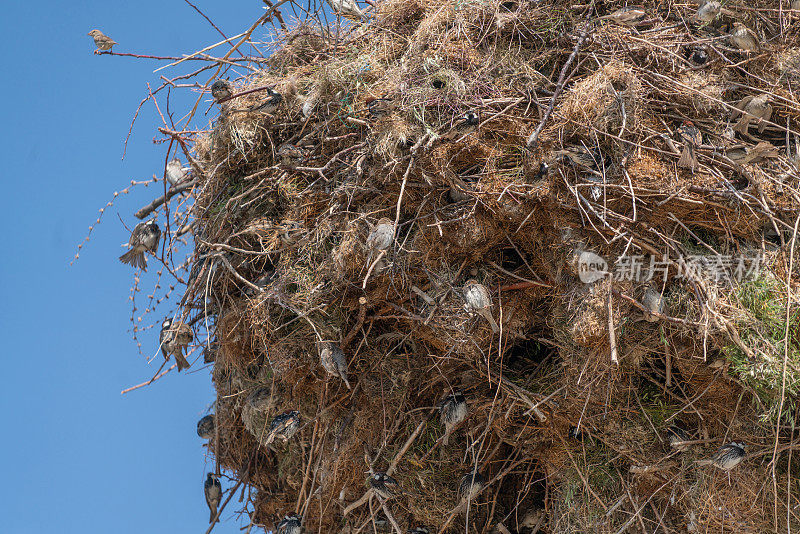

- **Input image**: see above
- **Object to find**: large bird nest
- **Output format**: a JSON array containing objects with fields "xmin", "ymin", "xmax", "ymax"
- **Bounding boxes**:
[{"xmin": 105, "ymin": 0, "xmax": 800, "ymax": 532}]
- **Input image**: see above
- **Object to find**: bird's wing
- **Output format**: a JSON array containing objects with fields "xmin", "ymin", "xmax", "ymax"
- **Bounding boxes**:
[{"xmin": 735, "ymin": 95, "xmax": 754, "ymax": 116}]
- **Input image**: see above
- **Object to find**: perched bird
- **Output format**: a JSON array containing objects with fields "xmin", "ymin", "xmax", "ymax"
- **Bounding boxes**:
[
  {"xmin": 694, "ymin": 0, "xmax": 721, "ymax": 24},
  {"xmin": 553, "ymin": 145, "xmax": 605, "ymax": 174},
  {"xmin": 667, "ymin": 426, "xmax": 692, "ymax": 452},
  {"xmin": 276, "ymin": 514, "xmax": 302, "ymax": 534},
  {"xmin": 464, "ymin": 279, "xmax": 499, "ymax": 333},
  {"xmin": 677, "ymin": 120, "xmax": 702, "ymax": 171},
  {"xmin": 277, "ymin": 143, "xmax": 307, "ymax": 167},
  {"xmin": 598, "ymin": 6, "xmax": 647, "ymax": 26},
  {"xmin": 119, "ymin": 220, "xmax": 161, "ymax": 270},
  {"xmin": 166, "ymin": 158, "xmax": 190, "ymax": 186},
  {"xmin": 266, "ymin": 410, "xmax": 301, "ymax": 444},
  {"xmin": 441, "ymin": 111, "xmax": 480, "ymax": 140},
  {"xmin": 642, "ymin": 286, "xmax": 665, "ymax": 322},
  {"xmin": 327, "ymin": 0, "xmax": 368, "ymax": 21},
  {"xmin": 210, "ymin": 80, "xmax": 233, "ymax": 103},
  {"xmin": 369, "ymin": 472, "xmax": 400, "ymax": 500},
  {"xmin": 439, "ymin": 391, "xmax": 468, "ymax": 445},
  {"xmin": 87, "ymin": 29, "xmax": 117, "ymax": 53},
  {"xmin": 197, "ymin": 414, "xmax": 215, "ymax": 439},
  {"xmin": 697, "ymin": 442, "xmax": 746, "ymax": 470},
  {"xmin": 734, "ymin": 94, "xmax": 773, "ymax": 135},
  {"xmin": 204, "ymin": 473, "xmax": 222, "ymax": 523},
  {"xmin": 278, "ymin": 220, "xmax": 304, "ymax": 246},
  {"xmin": 318, "ymin": 341, "xmax": 351, "ymax": 389},
  {"xmin": 459, "ymin": 470, "xmax": 485, "ymax": 502},
  {"xmin": 684, "ymin": 45, "xmax": 708, "ymax": 65},
  {"xmin": 159, "ymin": 318, "xmax": 193, "ymax": 371},
  {"xmin": 729, "ymin": 23, "xmax": 759, "ymax": 52},
  {"xmin": 251, "ymin": 88, "xmax": 283, "ymax": 114},
  {"xmin": 367, "ymin": 98, "xmax": 393, "ymax": 118},
  {"xmin": 203, "ymin": 341, "xmax": 219, "ymax": 364},
  {"xmin": 366, "ymin": 218, "xmax": 395, "ymax": 264}
]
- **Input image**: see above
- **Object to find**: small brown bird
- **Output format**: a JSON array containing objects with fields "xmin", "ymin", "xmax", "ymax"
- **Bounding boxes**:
[
  {"xmin": 210, "ymin": 80, "xmax": 233, "ymax": 103},
  {"xmin": 160, "ymin": 318, "xmax": 193, "ymax": 371},
  {"xmin": 441, "ymin": 111, "xmax": 480, "ymax": 140},
  {"xmin": 278, "ymin": 220, "xmax": 304, "ymax": 246},
  {"xmin": 367, "ymin": 97, "xmax": 393, "ymax": 118},
  {"xmin": 599, "ymin": 6, "xmax": 647, "ymax": 26},
  {"xmin": 642, "ymin": 286, "xmax": 665, "ymax": 322},
  {"xmin": 677, "ymin": 121, "xmax": 702, "ymax": 171},
  {"xmin": 197, "ymin": 414, "xmax": 215, "ymax": 439},
  {"xmin": 327, "ymin": 0, "xmax": 368, "ymax": 21},
  {"xmin": 166, "ymin": 158, "xmax": 190, "ymax": 186},
  {"xmin": 204, "ymin": 473, "xmax": 222, "ymax": 523},
  {"xmin": 464, "ymin": 279, "xmax": 499, "ymax": 333},
  {"xmin": 87, "ymin": 29, "xmax": 117, "ymax": 53},
  {"xmin": 697, "ymin": 442, "xmax": 746, "ymax": 470},
  {"xmin": 734, "ymin": 94, "xmax": 773, "ymax": 135},
  {"xmin": 250, "ymin": 88, "xmax": 283, "ymax": 114},
  {"xmin": 694, "ymin": 0, "xmax": 721, "ymax": 24},
  {"xmin": 318, "ymin": 341, "xmax": 351, "ymax": 389},
  {"xmin": 667, "ymin": 426, "xmax": 692, "ymax": 452},
  {"xmin": 729, "ymin": 23, "xmax": 759, "ymax": 52},
  {"xmin": 553, "ymin": 146, "xmax": 605, "ymax": 174},
  {"xmin": 277, "ymin": 143, "xmax": 307, "ymax": 167},
  {"xmin": 119, "ymin": 220, "xmax": 161, "ymax": 270},
  {"xmin": 366, "ymin": 217, "xmax": 395, "ymax": 264}
]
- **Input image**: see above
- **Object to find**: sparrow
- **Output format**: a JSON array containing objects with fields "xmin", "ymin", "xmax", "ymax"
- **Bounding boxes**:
[
  {"xmin": 598, "ymin": 6, "xmax": 647, "ymax": 26},
  {"xmin": 369, "ymin": 472, "xmax": 400, "ymax": 500},
  {"xmin": 667, "ymin": 426, "xmax": 691, "ymax": 452},
  {"xmin": 159, "ymin": 318, "xmax": 193, "ymax": 371},
  {"xmin": 119, "ymin": 220, "xmax": 161, "ymax": 270},
  {"xmin": 318, "ymin": 341, "xmax": 351, "ymax": 389},
  {"xmin": 366, "ymin": 217, "xmax": 395, "ymax": 264},
  {"xmin": 203, "ymin": 341, "xmax": 218, "ymax": 364},
  {"xmin": 204, "ymin": 473, "xmax": 222, "ymax": 523},
  {"xmin": 553, "ymin": 146, "xmax": 605, "ymax": 174},
  {"xmin": 251, "ymin": 88, "xmax": 283, "ymax": 114},
  {"xmin": 734, "ymin": 94, "xmax": 773, "ymax": 135},
  {"xmin": 197, "ymin": 414, "xmax": 215, "ymax": 439},
  {"xmin": 441, "ymin": 111, "xmax": 480, "ymax": 140},
  {"xmin": 166, "ymin": 158, "xmax": 190, "ymax": 186},
  {"xmin": 684, "ymin": 45, "xmax": 708, "ymax": 65},
  {"xmin": 277, "ymin": 514, "xmax": 302, "ymax": 534},
  {"xmin": 642, "ymin": 286, "xmax": 665, "ymax": 322},
  {"xmin": 279, "ymin": 220, "xmax": 304, "ymax": 246},
  {"xmin": 697, "ymin": 442, "xmax": 746, "ymax": 470},
  {"xmin": 87, "ymin": 29, "xmax": 117, "ymax": 52},
  {"xmin": 459, "ymin": 470, "xmax": 485, "ymax": 502},
  {"xmin": 367, "ymin": 98, "xmax": 393, "ymax": 118},
  {"xmin": 327, "ymin": 0, "xmax": 368, "ymax": 21},
  {"xmin": 439, "ymin": 391, "xmax": 467, "ymax": 445},
  {"xmin": 408, "ymin": 529, "xmax": 429, "ymax": 534},
  {"xmin": 277, "ymin": 143, "xmax": 307, "ymax": 167},
  {"xmin": 464, "ymin": 279, "xmax": 499, "ymax": 333},
  {"xmin": 266, "ymin": 410, "xmax": 301, "ymax": 444},
  {"xmin": 677, "ymin": 120, "xmax": 702, "ymax": 171},
  {"xmin": 729, "ymin": 23, "xmax": 759, "ymax": 52},
  {"xmin": 210, "ymin": 80, "xmax": 233, "ymax": 103},
  {"xmin": 693, "ymin": 0, "xmax": 721, "ymax": 24}
]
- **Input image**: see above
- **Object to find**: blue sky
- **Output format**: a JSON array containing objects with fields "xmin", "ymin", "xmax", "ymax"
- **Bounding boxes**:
[{"xmin": 0, "ymin": 1, "xmax": 273, "ymax": 532}]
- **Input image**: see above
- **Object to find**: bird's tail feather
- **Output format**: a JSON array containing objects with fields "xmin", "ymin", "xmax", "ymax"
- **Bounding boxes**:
[
  {"xmin": 174, "ymin": 352, "xmax": 190, "ymax": 371},
  {"xmin": 481, "ymin": 310, "xmax": 500, "ymax": 333},
  {"xmin": 119, "ymin": 249, "xmax": 147, "ymax": 270},
  {"xmin": 733, "ymin": 115, "xmax": 750, "ymax": 135},
  {"xmin": 678, "ymin": 145, "xmax": 698, "ymax": 171}
]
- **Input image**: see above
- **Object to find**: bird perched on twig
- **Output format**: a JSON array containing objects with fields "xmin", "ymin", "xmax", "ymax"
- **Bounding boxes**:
[
  {"xmin": 366, "ymin": 217, "xmax": 395, "ymax": 264},
  {"xmin": 210, "ymin": 80, "xmax": 233, "ymax": 103},
  {"xmin": 642, "ymin": 285, "xmax": 665, "ymax": 322},
  {"xmin": 119, "ymin": 220, "xmax": 161, "ymax": 270},
  {"xmin": 160, "ymin": 318, "xmax": 193, "ymax": 371},
  {"xmin": 278, "ymin": 220, "xmax": 304, "ymax": 246},
  {"xmin": 251, "ymin": 88, "xmax": 283, "ymax": 114},
  {"xmin": 318, "ymin": 341, "xmax": 351, "ymax": 389},
  {"xmin": 277, "ymin": 514, "xmax": 302, "ymax": 534},
  {"xmin": 204, "ymin": 473, "xmax": 222, "ymax": 523},
  {"xmin": 734, "ymin": 94, "xmax": 773, "ymax": 135},
  {"xmin": 87, "ymin": 29, "xmax": 117, "ymax": 53},
  {"xmin": 441, "ymin": 111, "xmax": 480, "ymax": 140},
  {"xmin": 693, "ymin": 0, "xmax": 721, "ymax": 24},
  {"xmin": 166, "ymin": 158, "xmax": 191, "ymax": 186},
  {"xmin": 369, "ymin": 472, "xmax": 400, "ymax": 500},
  {"xmin": 327, "ymin": 0, "xmax": 368, "ymax": 21},
  {"xmin": 677, "ymin": 120, "xmax": 702, "ymax": 171},
  {"xmin": 439, "ymin": 391, "xmax": 467, "ymax": 445},
  {"xmin": 667, "ymin": 426, "xmax": 692, "ymax": 452},
  {"xmin": 266, "ymin": 410, "xmax": 301, "ymax": 444},
  {"xmin": 697, "ymin": 442, "xmax": 746, "ymax": 470},
  {"xmin": 459, "ymin": 470, "xmax": 485, "ymax": 502},
  {"xmin": 729, "ymin": 23, "xmax": 759, "ymax": 52},
  {"xmin": 464, "ymin": 279, "xmax": 499, "ymax": 333},
  {"xmin": 598, "ymin": 6, "xmax": 647, "ymax": 26},
  {"xmin": 197, "ymin": 414, "xmax": 215, "ymax": 439}
]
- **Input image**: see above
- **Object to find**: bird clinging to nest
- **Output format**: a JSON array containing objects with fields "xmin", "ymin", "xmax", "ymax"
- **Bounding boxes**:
[
  {"xmin": 204, "ymin": 473, "xmax": 222, "ymax": 523},
  {"xmin": 210, "ymin": 79, "xmax": 233, "ymax": 103},
  {"xmin": 88, "ymin": 29, "xmax": 117, "ymax": 53},
  {"xmin": 327, "ymin": 0, "xmax": 368, "ymax": 21},
  {"xmin": 159, "ymin": 318, "xmax": 193, "ymax": 371},
  {"xmin": 464, "ymin": 279, "xmax": 499, "ymax": 333},
  {"xmin": 677, "ymin": 120, "xmax": 702, "ymax": 171},
  {"xmin": 729, "ymin": 22, "xmax": 759, "ymax": 52},
  {"xmin": 598, "ymin": 6, "xmax": 647, "ymax": 26},
  {"xmin": 266, "ymin": 410, "xmax": 301, "ymax": 444},
  {"xmin": 318, "ymin": 341, "xmax": 351, "ymax": 389},
  {"xmin": 734, "ymin": 94, "xmax": 773, "ymax": 135},
  {"xmin": 439, "ymin": 391, "xmax": 468, "ymax": 445},
  {"xmin": 697, "ymin": 442, "xmax": 746, "ymax": 470},
  {"xmin": 369, "ymin": 472, "xmax": 400, "ymax": 500},
  {"xmin": 276, "ymin": 514, "xmax": 302, "ymax": 534},
  {"xmin": 119, "ymin": 220, "xmax": 161, "ymax": 270}
]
